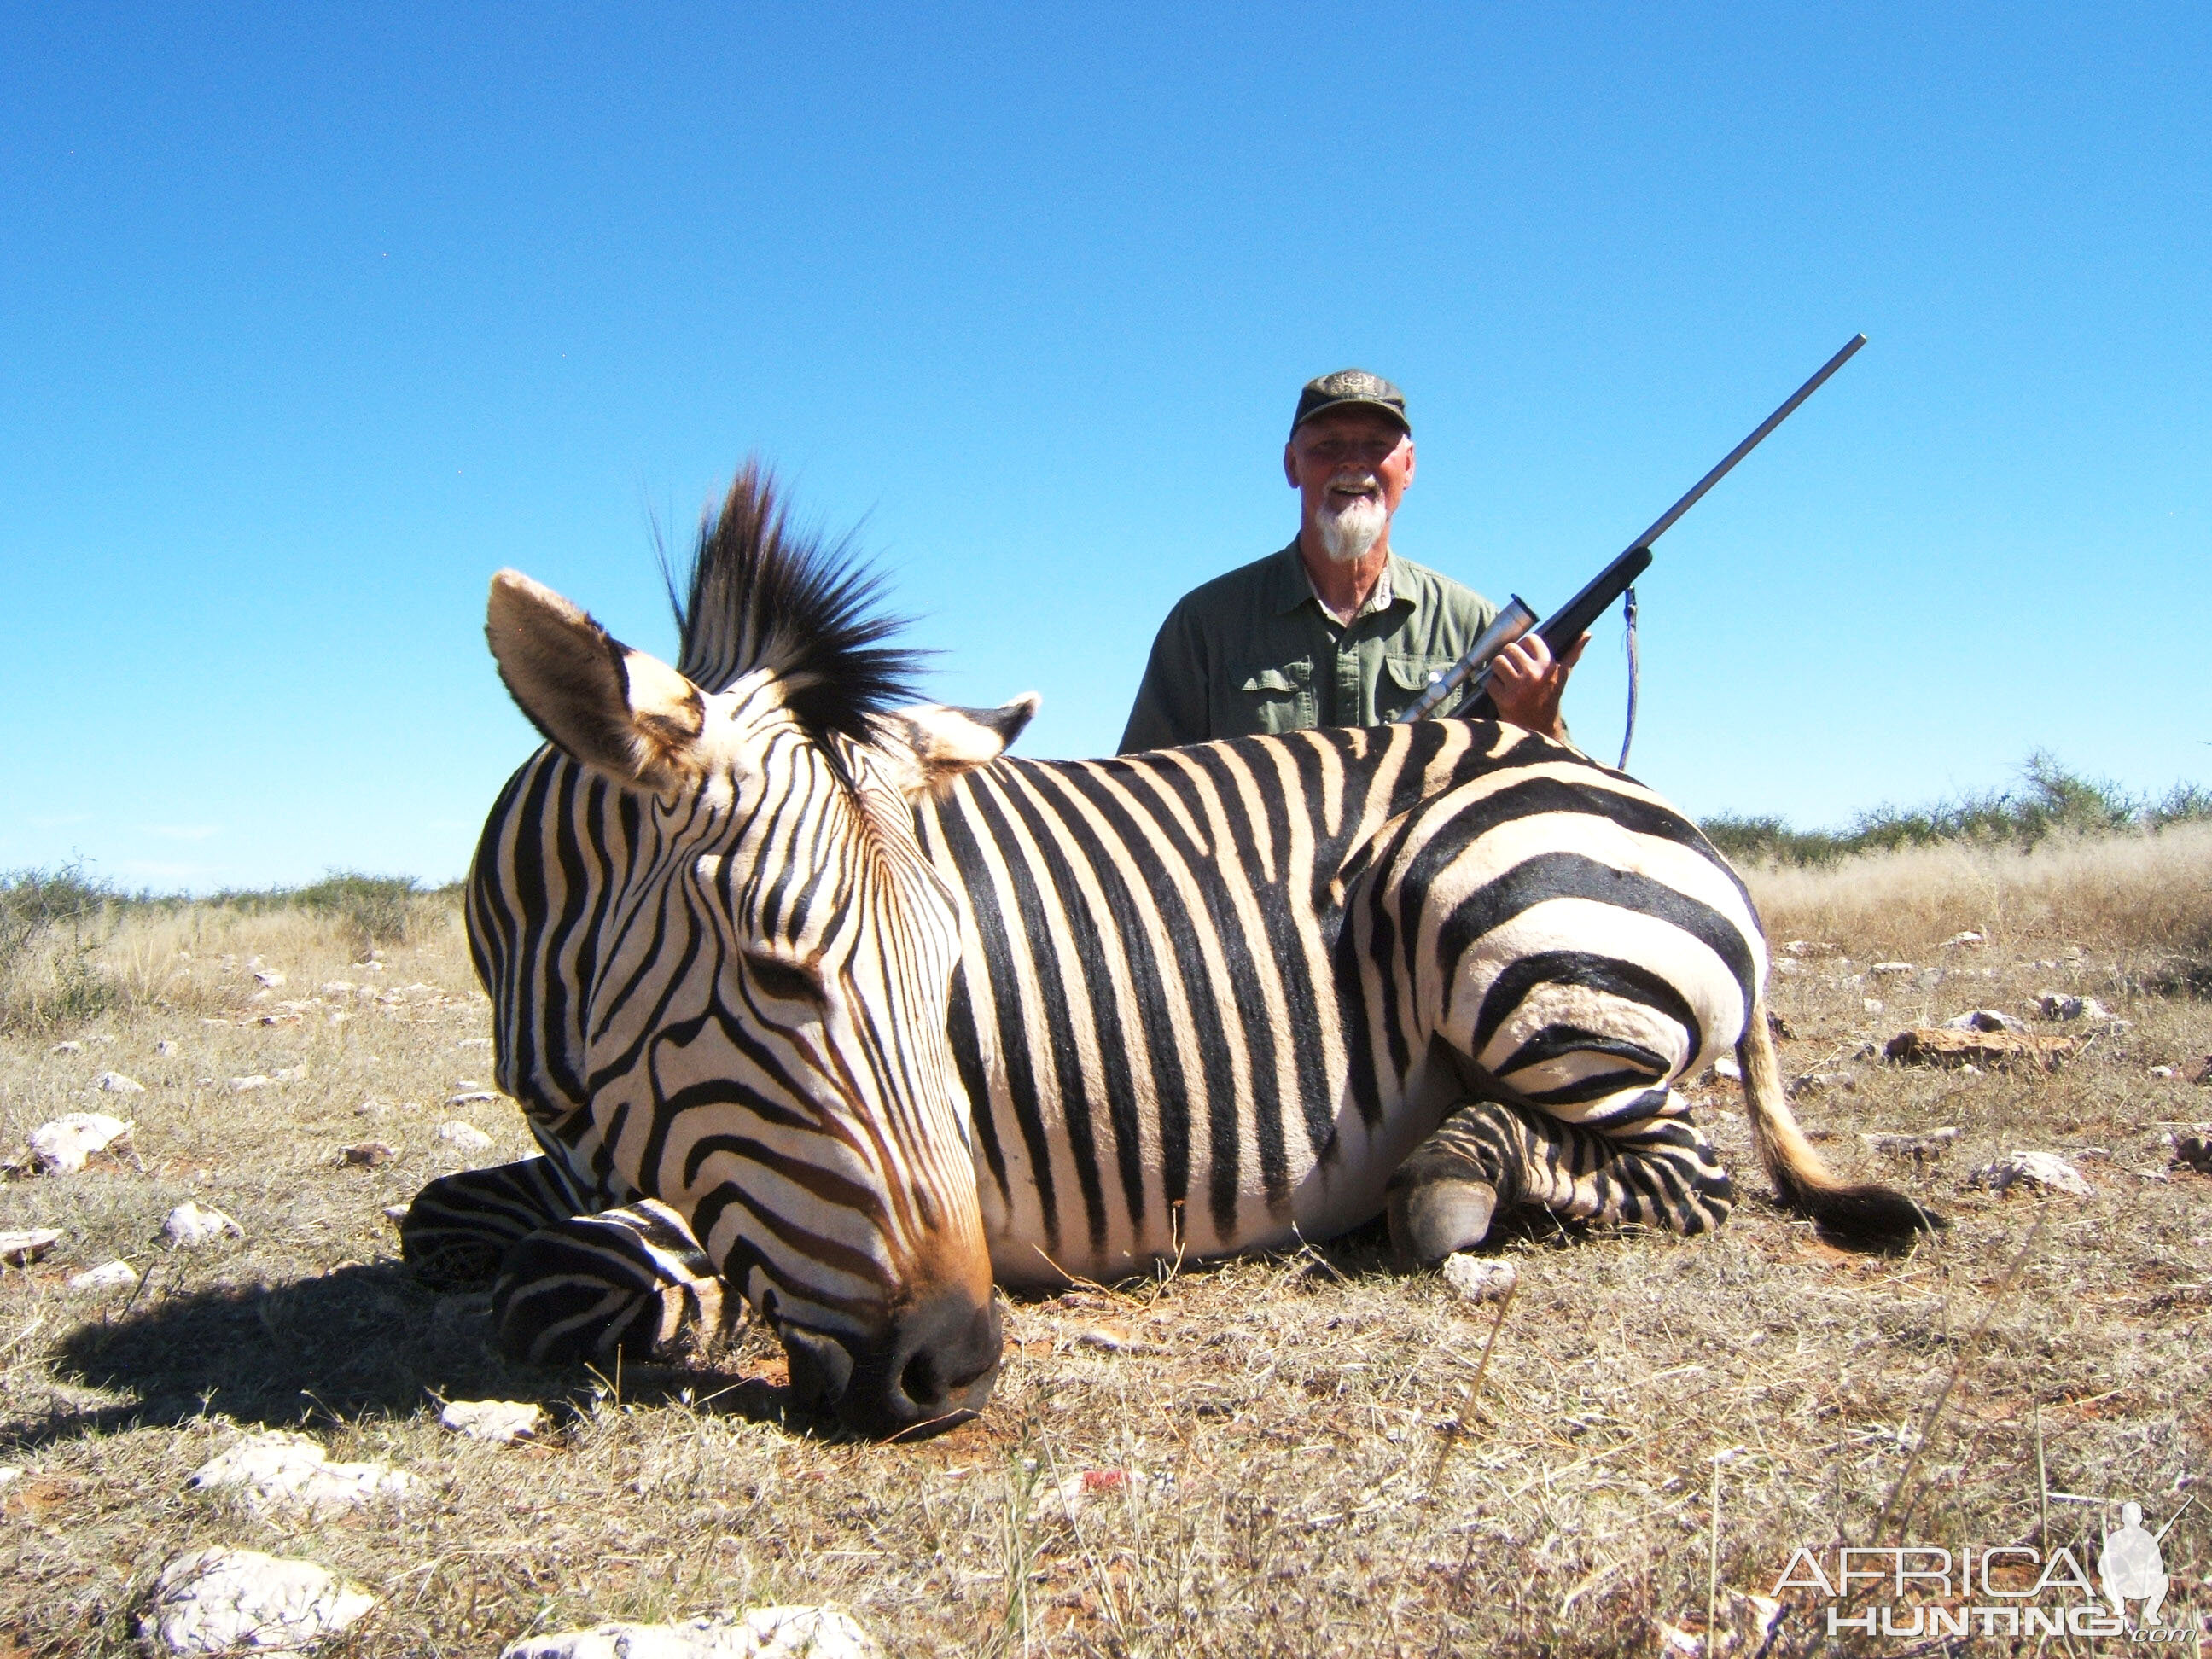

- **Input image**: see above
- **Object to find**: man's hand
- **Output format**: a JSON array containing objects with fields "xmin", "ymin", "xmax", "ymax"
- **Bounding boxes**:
[{"xmin": 1487, "ymin": 632, "xmax": 1588, "ymax": 740}]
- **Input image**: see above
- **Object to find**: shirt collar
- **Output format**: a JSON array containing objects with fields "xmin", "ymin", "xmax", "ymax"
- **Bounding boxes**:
[{"xmin": 1272, "ymin": 539, "xmax": 1408, "ymax": 624}]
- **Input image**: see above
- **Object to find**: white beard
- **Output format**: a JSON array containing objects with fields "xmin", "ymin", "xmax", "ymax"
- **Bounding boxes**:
[{"xmin": 1317, "ymin": 492, "xmax": 1388, "ymax": 564}]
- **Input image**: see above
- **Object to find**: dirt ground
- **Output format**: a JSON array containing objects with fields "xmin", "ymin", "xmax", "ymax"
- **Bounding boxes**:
[{"xmin": 1, "ymin": 829, "xmax": 2207, "ymax": 1656}]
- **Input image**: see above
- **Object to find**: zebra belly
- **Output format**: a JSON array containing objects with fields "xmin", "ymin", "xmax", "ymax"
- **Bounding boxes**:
[{"xmin": 969, "ymin": 1034, "xmax": 1463, "ymax": 1287}]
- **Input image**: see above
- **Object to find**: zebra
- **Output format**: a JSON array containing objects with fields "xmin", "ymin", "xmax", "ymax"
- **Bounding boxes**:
[{"xmin": 403, "ymin": 463, "xmax": 1936, "ymax": 1439}]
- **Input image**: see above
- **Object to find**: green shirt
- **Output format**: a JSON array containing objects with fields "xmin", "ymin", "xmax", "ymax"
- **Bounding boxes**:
[{"xmin": 1117, "ymin": 541, "xmax": 1498, "ymax": 752}]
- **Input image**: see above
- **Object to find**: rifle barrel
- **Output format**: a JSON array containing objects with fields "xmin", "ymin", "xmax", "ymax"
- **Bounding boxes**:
[
  {"xmin": 1396, "ymin": 333, "xmax": 1867, "ymax": 727},
  {"xmin": 1631, "ymin": 333, "xmax": 1866, "ymax": 552}
]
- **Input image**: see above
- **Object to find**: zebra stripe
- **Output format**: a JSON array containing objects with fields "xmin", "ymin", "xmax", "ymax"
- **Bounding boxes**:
[
  {"xmin": 493, "ymin": 1199, "xmax": 726, "ymax": 1366},
  {"xmin": 917, "ymin": 724, "xmax": 1773, "ymax": 1281}
]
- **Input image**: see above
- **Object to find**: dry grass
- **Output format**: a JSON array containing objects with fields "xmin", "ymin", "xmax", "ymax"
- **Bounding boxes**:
[
  {"xmin": 1, "ymin": 838, "xmax": 2207, "ymax": 1656},
  {"xmin": 1745, "ymin": 819, "xmax": 2212, "ymax": 979}
]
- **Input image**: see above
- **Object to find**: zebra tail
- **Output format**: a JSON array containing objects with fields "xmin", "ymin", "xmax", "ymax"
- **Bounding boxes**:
[{"xmin": 1737, "ymin": 995, "xmax": 1945, "ymax": 1243}]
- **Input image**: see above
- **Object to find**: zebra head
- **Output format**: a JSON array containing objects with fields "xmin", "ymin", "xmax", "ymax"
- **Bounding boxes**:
[{"xmin": 479, "ymin": 467, "xmax": 1031, "ymax": 1438}]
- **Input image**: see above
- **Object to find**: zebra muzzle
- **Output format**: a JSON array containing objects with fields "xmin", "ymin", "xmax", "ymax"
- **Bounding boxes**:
[{"xmin": 779, "ymin": 1286, "xmax": 1004, "ymax": 1441}]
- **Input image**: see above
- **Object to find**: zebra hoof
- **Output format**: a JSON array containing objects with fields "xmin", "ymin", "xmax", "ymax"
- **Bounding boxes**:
[
  {"xmin": 400, "ymin": 1232, "xmax": 504, "ymax": 1289},
  {"xmin": 1388, "ymin": 1178, "xmax": 1499, "ymax": 1268}
]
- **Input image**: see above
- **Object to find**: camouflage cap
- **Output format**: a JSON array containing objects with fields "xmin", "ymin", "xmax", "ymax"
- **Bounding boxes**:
[{"xmin": 1290, "ymin": 369, "xmax": 1410, "ymax": 439}]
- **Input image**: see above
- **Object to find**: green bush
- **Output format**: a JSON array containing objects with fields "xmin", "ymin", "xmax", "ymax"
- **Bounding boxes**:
[
  {"xmin": 0, "ymin": 863, "xmax": 116, "ymax": 1029},
  {"xmin": 1703, "ymin": 752, "xmax": 2212, "ymax": 867},
  {"xmin": 292, "ymin": 871, "xmax": 427, "ymax": 953},
  {"xmin": 156, "ymin": 871, "xmax": 449, "ymax": 957}
]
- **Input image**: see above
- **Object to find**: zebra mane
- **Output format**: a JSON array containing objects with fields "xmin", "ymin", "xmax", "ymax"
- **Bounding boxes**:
[{"xmin": 661, "ymin": 461, "xmax": 923, "ymax": 754}]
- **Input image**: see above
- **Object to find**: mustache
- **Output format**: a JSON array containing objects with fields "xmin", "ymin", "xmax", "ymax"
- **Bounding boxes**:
[
  {"xmin": 1320, "ymin": 483, "xmax": 1385, "ymax": 519},
  {"xmin": 1325, "ymin": 470, "xmax": 1380, "ymax": 495}
]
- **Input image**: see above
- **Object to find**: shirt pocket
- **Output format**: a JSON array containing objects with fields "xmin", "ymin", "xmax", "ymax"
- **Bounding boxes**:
[
  {"xmin": 1237, "ymin": 663, "xmax": 1311, "ymax": 735},
  {"xmin": 1382, "ymin": 654, "xmax": 1464, "ymax": 721}
]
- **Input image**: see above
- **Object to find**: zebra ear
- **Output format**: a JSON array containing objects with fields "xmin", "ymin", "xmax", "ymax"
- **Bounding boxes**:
[
  {"xmin": 880, "ymin": 693, "xmax": 1039, "ymax": 797},
  {"xmin": 486, "ymin": 569, "xmax": 707, "ymax": 793}
]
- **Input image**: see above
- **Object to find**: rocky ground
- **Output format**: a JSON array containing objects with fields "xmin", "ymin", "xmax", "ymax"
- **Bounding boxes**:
[{"xmin": 0, "ymin": 830, "xmax": 2207, "ymax": 1656}]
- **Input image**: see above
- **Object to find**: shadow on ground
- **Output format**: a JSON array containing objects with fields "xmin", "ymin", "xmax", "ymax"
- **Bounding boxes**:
[
  {"xmin": 19, "ymin": 1214, "xmax": 1522, "ymax": 1459},
  {"xmin": 18, "ymin": 1263, "xmax": 808, "ymax": 1455}
]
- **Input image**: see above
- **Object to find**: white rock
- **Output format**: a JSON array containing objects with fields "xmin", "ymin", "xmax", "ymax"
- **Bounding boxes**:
[
  {"xmin": 51, "ymin": 1040, "xmax": 83, "ymax": 1055},
  {"xmin": 141, "ymin": 1547, "xmax": 374, "ymax": 1655},
  {"xmin": 501, "ymin": 1605, "xmax": 883, "ymax": 1659},
  {"xmin": 437, "ymin": 1121, "xmax": 493, "ymax": 1151},
  {"xmin": 2151, "ymin": 1066, "xmax": 2178, "ymax": 1080},
  {"xmin": 1918, "ymin": 967, "xmax": 1944, "ymax": 989},
  {"xmin": 0, "ymin": 1466, "xmax": 19, "ymax": 1487},
  {"xmin": 1771, "ymin": 958, "xmax": 1806, "ymax": 976},
  {"xmin": 457, "ymin": 1037, "xmax": 493, "ymax": 1049},
  {"xmin": 69, "ymin": 1259, "xmax": 140, "ymax": 1290},
  {"xmin": 164, "ymin": 1202, "xmax": 243, "ymax": 1248},
  {"xmin": 188, "ymin": 1430, "xmax": 416, "ymax": 1514},
  {"xmin": 0, "ymin": 1230, "xmax": 61, "ymax": 1266},
  {"xmin": 440, "ymin": 1400, "xmax": 544, "ymax": 1442},
  {"xmin": 1942, "ymin": 1009, "xmax": 2027, "ymax": 1034},
  {"xmin": 95, "ymin": 1069, "xmax": 146, "ymax": 1093},
  {"xmin": 356, "ymin": 1098, "xmax": 394, "ymax": 1118},
  {"xmin": 1711, "ymin": 1056, "xmax": 1742, "ymax": 1083},
  {"xmin": 1862, "ymin": 998, "xmax": 1886, "ymax": 1016},
  {"xmin": 1782, "ymin": 940, "xmax": 1836, "ymax": 958},
  {"xmin": 1441, "ymin": 1254, "xmax": 1518, "ymax": 1303},
  {"xmin": 1871, "ymin": 961, "xmax": 1917, "ymax": 977},
  {"xmin": 448, "ymin": 1091, "xmax": 498, "ymax": 1107},
  {"xmin": 1969, "ymin": 1151, "xmax": 2093, "ymax": 1199},
  {"xmin": 1861, "ymin": 1126, "xmax": 1958, "ymax": 1161},
  {"xmin": 1945, "ymin": 930, "xmax": 1984, "ymax": 947},
  {"xmin": 2037, "ymin": 992, "xmax": 2114, "ymax": 1022},
  {"xmin": 317, "ymin": 981, "xmax": 356, "ymax": 998},
  {"xmin": 155, "ymin": 1039, "xmax": 181, "ymax": 1057},
  {"xmin": 28, "ymin": 1111, "xmax": 133, "ymax": 1174},
  {"xmin": 274, "ymin": 1064, "xmax": 308, "ymax": 1084},
  {"xmin": 230, "ymin": 1074, "xmax": 274, "ymax": 1093},
  {"xmin": 381, "ymin": 1204, "xmax": 410, "ymax": 1223},
  {"xmin": 1790, "ymin": 1070, "xmax": 1859, "ymax": 1096},
  {"xmin": 252, "ymin": 969, "xmax": 285, "ymax": 987}
]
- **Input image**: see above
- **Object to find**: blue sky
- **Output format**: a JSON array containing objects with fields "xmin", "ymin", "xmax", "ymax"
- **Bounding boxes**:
[{"xmin": 3, "ymin": 4, "xmax": 2205, "ymax": 890}]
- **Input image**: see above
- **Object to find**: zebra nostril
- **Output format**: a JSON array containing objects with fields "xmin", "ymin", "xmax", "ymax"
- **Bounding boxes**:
[{"xmin": 899, "ymin": 1350, "xmax": 941, "ymax": 1406}]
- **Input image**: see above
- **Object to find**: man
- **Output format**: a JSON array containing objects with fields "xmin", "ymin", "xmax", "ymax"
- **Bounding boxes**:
[{"xmin": 1117, "ymin": 369, "xmax": 1583, "ymax": 752}]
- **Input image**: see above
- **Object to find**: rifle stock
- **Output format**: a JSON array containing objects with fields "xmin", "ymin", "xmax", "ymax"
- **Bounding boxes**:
[{"xmin": 1455, "ymin": 545, "xmax": 1650, "ymax": 720}]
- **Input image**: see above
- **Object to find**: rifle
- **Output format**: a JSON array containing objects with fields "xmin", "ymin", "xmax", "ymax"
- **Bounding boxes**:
[{"xmin": 1398, "ymin": 333, "xmax": 1868, "ymax": 725}]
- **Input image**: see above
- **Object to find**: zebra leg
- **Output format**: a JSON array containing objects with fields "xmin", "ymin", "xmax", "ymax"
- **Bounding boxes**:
[
  {"xmin": 1387, "ymin": 1090, "xmax": 1735, "ymax": 1266},
  {"xmin": 492, "ymin": 1200, "xmax": 727, "ymax": 1366},
  {"xmin": 401, "ymin": 1156, "xmax": 588, "ymax": 1287}
]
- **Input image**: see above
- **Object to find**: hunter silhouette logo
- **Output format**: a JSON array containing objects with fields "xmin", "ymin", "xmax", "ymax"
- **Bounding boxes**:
[
  {"xmin": 1773, "ymin": 1491, "xmax": 2200, "ymax": 1640},
  {"xmin": 2101, "ymin": 1497, "xmax": 2190, "ymax": 1626}
]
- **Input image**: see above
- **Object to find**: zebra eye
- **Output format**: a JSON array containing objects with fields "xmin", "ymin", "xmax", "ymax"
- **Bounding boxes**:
[{"xmin": 745, "ymin": 952, "xmax": 824, "ymax": 1003}]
